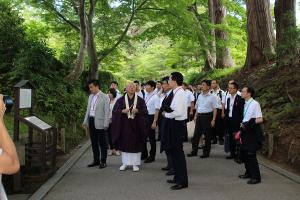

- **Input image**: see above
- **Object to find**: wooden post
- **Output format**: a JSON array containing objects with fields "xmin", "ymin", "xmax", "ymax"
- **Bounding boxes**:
[{"xmin": 268, "ymin": 133, "xmax": 274, "ymax": 158}]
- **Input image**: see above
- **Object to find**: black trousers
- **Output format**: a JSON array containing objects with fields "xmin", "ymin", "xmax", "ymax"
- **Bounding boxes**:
[
  {"xmin": 89, "ymin": 117, "xmax": 108, "ymax": 164},
  {"xmin": 107, "ymin": 124, "xmax": 115, "ymax": 150},
  {"xmin": 228, "ymin": 118, "xmax": 237, "ymax": 157},
  {"xmin": 242, "ymin": 149, "xmax": 261, "ymax": 181},
  {"xmin": 192, "ymin": 113, "xmax": 213, "ymax": 155},
  {"xmin": 142, "ymin": 115, "xmax": 156, "ymax": 159},
  {"xmin": 212, "ymin": 109, "xmax": 224, "ymax": 142},
  {"xmin": 166, "ymin": 151, "xmax": 173, "ymax": 170},
  {"xmin": 170, "ymin": 120, "xmax": 188, "ymax": 185}
]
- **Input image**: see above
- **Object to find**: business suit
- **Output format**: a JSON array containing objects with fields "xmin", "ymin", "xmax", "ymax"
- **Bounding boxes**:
[
  {"xmin": 225, "ymin": 94, "xmax": 245, "ymax": 157},
  {"xmin": 83, "ymin": 91, "xmax": 110, "ymax": 164}
]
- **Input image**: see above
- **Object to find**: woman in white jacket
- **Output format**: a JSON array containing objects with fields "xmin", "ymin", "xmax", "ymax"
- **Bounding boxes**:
[{"xmin": 0, "ymin": 94, "xmax": 20, "ymax": 199}]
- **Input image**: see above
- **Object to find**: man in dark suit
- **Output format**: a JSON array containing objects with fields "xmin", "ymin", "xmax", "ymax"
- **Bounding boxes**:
[
  {"xmin": 225, "ymin": 82, "xmax": 244, "ymax": 159},
  {"xmin": 159, "ymin": 76, "xmax": 174, "ymax": 176}
]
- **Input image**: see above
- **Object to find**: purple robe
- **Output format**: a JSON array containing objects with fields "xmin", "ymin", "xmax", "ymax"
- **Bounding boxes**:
[{"xmin": 112, "ymin": 95, "xmax": 148, "ymax": 153}]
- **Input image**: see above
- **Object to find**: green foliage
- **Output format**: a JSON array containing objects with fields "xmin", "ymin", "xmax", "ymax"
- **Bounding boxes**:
[
  {"xmin": 189, "ymin": 66, "xmax": 242, "ymax": 84},
  {"xmin": 0, "ymin": 1, "xmax": 25, "ymax": 94}
]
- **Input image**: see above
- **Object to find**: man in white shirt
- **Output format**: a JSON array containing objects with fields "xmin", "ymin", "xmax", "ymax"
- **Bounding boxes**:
[
  {"xmin": 240, "ymin": 86, "xmax": 263, "ymax": 185},
  {"xmin": 188, "ymin": 80, "xmax": 218, "ymax": 158},
  {"xmin": 83, "ymin": 80, "xmax": 110, "ymax": 169},
  {"xmin": 221, "ymin": 80, "xmax": 241, "ymax": 118},
  {"xmin": 134, "ymin": 80, "xmax": 145, "ymax": 99},
  {"xmin": 110, "ymin": 81, "xmax": 122, "ymax": 99},
  {"xmin": 142, "ymin": 80, "xmax": 160, "ymax": 163},
  {"xmin": 154, "ymin": 81, "xmax": 162, "ymax": 95},
  {"xmin": 224, "ymin": 82, "xmax": 244, "ymax": 159},
  {"xmin": 162, "ymin": 72, "xmax": 188, "ymax": 190},
  {"xmin": 211, "ymin": 80, "xmax": 226, "ymax": 145},
  {"xmin": 183, "ymin": 83, "xmax": 195, "ymax": 121}
]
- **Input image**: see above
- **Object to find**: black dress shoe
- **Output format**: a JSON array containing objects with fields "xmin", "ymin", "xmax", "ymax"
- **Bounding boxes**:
[
  {"xmin": 239, "ymin": 174, "xmax": 251, "ymax": 179},
  {"xmin": 200, "ymin": 154, "xmax": 209, "ymax": 158},
  {"xmin": 166, "ymin": 170, "xmax": 175, "ymax": 176},
  {"xmin": 198, "ymin": 145, "xmax": 204, "ymax": 149},
  {"xmin": 187, "ymin": 152, "xmax": 197, "ymax": 157},
  {"xmin": 161, "ymin": 166, "xmax": 170, "ymax": 171},
  {"xmin": 211, "ymin": 140, "xmax": 218, "ymax": 144},
  {"xmin": 167, "ymin": 179, "xmax": 177, "ymax": 184},
  {"xmin": 247, "ymin": 179, "xmax": 261, "ymax": 184},
  {"xmin": 226, "ymin": 156, "xmax": 234, "ymax": 159},
  {"xmin": 170, "ymin": 184, "xmax": 188, "ymax": 190},
  {"xmin": 87, "ymin": 162, "xmax": 100, "ymax": 168},
  {"xmin": 144, "ymin": 157, "xmax": 155, "ymax": 163},
  {"xmin": 99, "ymin": 163, "xmax": 107, "ymax": 169},
  {"xmin": 219, "ymin": 140, "xmax": 224, "ymax": 145}
]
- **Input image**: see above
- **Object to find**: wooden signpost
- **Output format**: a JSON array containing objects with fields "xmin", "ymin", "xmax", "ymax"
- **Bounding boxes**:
[{"xmin": 13, "ymin": 80, "xmax": 57, "ymax": 183}]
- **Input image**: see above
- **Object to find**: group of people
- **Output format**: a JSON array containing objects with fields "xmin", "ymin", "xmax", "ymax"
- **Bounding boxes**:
[{"xmin": 82, "ymin": 72, "xmax": 265, "ymax": 190}]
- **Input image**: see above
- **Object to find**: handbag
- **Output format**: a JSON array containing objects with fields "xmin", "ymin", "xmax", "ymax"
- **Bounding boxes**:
[{"xmin": 187, "ymin": 121, "xmax": 195, "ymax": 140}]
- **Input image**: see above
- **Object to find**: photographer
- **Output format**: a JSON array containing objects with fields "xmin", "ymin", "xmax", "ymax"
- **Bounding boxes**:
[{"xmin": 0, "ymin": 94, "xmax": 20, "ymax": 199}]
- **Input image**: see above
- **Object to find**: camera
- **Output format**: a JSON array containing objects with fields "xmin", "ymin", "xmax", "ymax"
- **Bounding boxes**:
[{"xmin": 3, "ymin": 95, "xmax": 14, "ymax": 113}]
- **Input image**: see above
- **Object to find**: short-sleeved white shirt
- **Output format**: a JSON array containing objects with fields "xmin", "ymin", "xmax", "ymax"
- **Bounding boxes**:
[
  {"xmin": 145, "ymin": 92, "xmax": 160, "ymax": 115},
  {"xmin": 211, "ymin": 89, "xmax": 225, "ymax": 109},
  {"xmin": 196, "ymin": 92, "xmax": 218, "ymax": 113},
  {"xmin": 185, "ymin": 90, "xmax": 195, "ymax": 107},
  {"xmin": 243, "ymin": 98, "xmax": 263, "ymax": 122}
]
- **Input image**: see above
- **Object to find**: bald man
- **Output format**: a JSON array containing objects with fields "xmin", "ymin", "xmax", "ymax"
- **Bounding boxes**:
[{"xmin": 112, "ymin": 83, "xmax": 148, "ymax": 172}]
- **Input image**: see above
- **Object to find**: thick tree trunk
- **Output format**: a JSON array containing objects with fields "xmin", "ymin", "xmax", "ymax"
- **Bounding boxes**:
[
  {"xmin": 214, "ymin": 0, "xmax": 234, "ymax": 68},
  {"xmin": 274, "ymin": 0, "xmax": 298, "ymax": 63},
  {"xmin": 204, "ymin": 0, "xmax": 217, "ymax": 71},
  {"xmin": 86, "ymin": 2, "xmax": 99, "ymax": 81},
  {"xmin": 245, "ymin": 0, "xmax": 275, "ymax": 68},
  {"xmin": 66, "ymin": 0, "xmax": 88, "ymax": 83}
]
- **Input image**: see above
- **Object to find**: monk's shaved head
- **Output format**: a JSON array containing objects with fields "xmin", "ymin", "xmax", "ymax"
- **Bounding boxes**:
[{"xmin": 126, "ymin": 82, "xmax": 137, "ymax": 95}]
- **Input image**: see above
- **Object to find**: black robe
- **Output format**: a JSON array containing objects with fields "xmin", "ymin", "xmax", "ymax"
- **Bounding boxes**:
[{"xmin": 112, "ymin": 95, "xmax": 148, "ymax": 153}]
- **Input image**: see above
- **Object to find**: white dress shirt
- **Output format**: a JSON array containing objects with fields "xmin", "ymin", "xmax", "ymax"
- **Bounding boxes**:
[
  {"xmin": 136, "ymin": 91, "xmax": 144, "ymax": 98},
  {"xmin": 165, "ymin": 87, "xmax": 187, "ymax": 120},
  {"xmin": 228, "ymin": 94, "xmax": 237, "ymax": 117},
  {"xmin": 222, "ymin": 90, "xmax": 241, "ymax": 109},
  {"xmin": 89, "ymin": 91, "xmax": 101, "ymax": 117},
  {"xmin": 0, "ymin": 149, "xmax": 7, "ymax": 200},
  {"xmin": 185, "ymin": 90, "xmax": 195, "ymax": 108},
  {"xmin": 211, "ymin": 89, "xmax": 225, "ymax": 109},
  {"xmin": 116, "ymin": 89, "xmax": 122, "ymax": 99},
  {"xmin": 196, "ymin": 92, "xmax": 218, "ymax": 113},
  {"xmin": 145, "ymin": 91, "xmax": 160, "ymax": 115},
  {"xmin": 243, "ymin": 98, "xmax": 262, "ymax": 122}
]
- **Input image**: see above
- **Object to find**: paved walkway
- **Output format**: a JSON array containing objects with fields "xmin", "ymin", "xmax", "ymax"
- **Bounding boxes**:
[{"xmin": 42, "ymin": 144, "xmax": 300, "ymax": 200}]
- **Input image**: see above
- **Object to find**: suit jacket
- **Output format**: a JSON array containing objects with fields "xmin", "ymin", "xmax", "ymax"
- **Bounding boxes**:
[
  {"xmin": 83, "ymin": 91, "xmax": 110, "ymax": 130},
  {"xmin": 241, "ymin": 118, "xmax": 264, "ymax": 151},
  {"xmin": 225, "ymin": 94, "xmax": 245, "ymax": 132}
]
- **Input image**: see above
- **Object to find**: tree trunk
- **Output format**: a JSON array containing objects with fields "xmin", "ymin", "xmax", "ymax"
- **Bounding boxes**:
[
  {"xmin": 245, "ymin": 0, "xmax": 275, "ymax": 68},
  {"xmin": 86, "ymin": 1, "xmax": 99, "ymax": 81},
  {"xmin": 274, "ymin": 0, "xmax": 298, "ymax": 64},
  {"xmin": 204, "ymin": 0, "xmax": 217, "ymax": 71},
  {"xmin": 214, "ymin": 0, "xmax": 234, "ymax": 68},
  {"xmin": 66, "ymin": 0, "xmax": 88, "ymax": 82}
]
